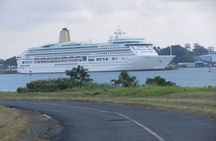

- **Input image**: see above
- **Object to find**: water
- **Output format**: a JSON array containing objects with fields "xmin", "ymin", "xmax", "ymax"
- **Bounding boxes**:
[{"xmin": 0, "ymin": 67, "xmax": 215, "ymax": 92}]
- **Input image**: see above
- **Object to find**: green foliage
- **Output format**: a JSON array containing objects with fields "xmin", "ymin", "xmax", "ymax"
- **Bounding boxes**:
[
  {"xmin": 111, "ymin": 71, "xmax": 138, "ymax": 87},
  {"xmin": 66, "ymin": 65, "xmax": 92, "ymax": 87},
  {"xmin": 17, "ymin": 87, "xmax": 28, "ymax": 93},
  {"xmin": 13, "ymin": 85, "xmax": 216, "ymax": 98},
  {"xmin": 56, "ymin": 78, "xmax": 70, "ymax": 90},
  {"xmin": 145, "ymin": 76, "xmax": 176, "ymax": 86},
  {"xmin": 17, "ymin": 78, "xmax": 74, "ymax": 93},
  {"xmin": 17, "ymin": 66, "xmax": 94, "ymax": 93},
  {"xmin": 26, "ymin": 80, "xmax": 58, "ymax": 92},
  {"xmin": 83, "ymin": 82, "xmax": 113, "ymax": 90},
  {"xmin": 193, "ymin": 46, "xmax": 209, "ymax": 56}
]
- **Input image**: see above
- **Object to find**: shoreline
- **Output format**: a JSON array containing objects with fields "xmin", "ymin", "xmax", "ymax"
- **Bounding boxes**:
[{"xmin": 0, "ymin": 72, "xmax": 17, "ymax": 74}]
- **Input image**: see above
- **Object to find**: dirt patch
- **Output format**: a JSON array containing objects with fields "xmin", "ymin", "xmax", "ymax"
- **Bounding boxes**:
[{"xmin": 19, "ymin": 110, "xmax": 62, "ymax": 141}]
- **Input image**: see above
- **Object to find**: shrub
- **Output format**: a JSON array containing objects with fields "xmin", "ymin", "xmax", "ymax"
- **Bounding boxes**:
[
  {"xmin": 111, "ymin": 71, "xmax": 138, "ymax": 87},
  {"xmin": 17, "ymin": 87, "xmax": 28, "ymax": 93},
  {"xmin": 17, "ymin": 66, "xmax": 95, "ymax": 93},
  {"xmin": 24, "ymin": 80, "xmax": 58, "ymax": 92},
  {"xmin": 145, "ymin": 76, "xmax": 176, "ymax": 86}
]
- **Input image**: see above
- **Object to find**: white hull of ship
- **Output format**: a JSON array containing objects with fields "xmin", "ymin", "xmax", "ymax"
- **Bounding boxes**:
[{"xmin": 17, "ymin": 55, "xmax": 174, "ymax": 73}]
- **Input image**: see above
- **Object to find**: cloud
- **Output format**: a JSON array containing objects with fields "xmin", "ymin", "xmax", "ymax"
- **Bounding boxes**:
[
  {"xmin": 1, "ymin": 0, "xmax": 215, "ymax": 31},
  {"xmin": 0, "ymin": 0, "xmax": 80, "ymax": 31},
  {"xmin": 0, "ymin": 0, "xmax": 216, "ymax": 59}
]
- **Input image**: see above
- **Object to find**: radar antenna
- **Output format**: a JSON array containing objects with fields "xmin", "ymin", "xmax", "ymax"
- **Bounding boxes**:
[{"xmin": 114, "ymin": 26, "xmax": 125, "ymax": 39}]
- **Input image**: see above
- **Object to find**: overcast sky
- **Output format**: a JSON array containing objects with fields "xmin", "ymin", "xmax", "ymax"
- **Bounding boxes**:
[{"xmin": 0, "ymin": 0, "xmax": 216, "ymax": 59}]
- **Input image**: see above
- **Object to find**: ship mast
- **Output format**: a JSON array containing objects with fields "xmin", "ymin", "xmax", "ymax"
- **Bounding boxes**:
[{"xmin": 114, "ymin": 26, "xmax": 125, "ymax": 39}]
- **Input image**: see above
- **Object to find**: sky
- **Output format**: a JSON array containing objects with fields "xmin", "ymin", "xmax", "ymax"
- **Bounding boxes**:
[{"xmin": 0, "ymin": 0, "xmax": 216, "ymax": 59}]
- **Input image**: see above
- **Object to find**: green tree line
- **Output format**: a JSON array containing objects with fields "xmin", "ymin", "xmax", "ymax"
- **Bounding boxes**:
[{"xmin": 17, "ymin": 66, "xmax": 175, "ymax": 93}]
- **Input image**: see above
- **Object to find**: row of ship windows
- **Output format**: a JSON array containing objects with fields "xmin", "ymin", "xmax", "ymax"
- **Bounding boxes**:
[
  {"xmin": 89, "ymin": 57, "xmax": 118, "ymax": 62},
  {"xmin": 28, "ymin": 50, "xmax": 132, "ymax": 56},
  {"xmin": 27, "ymin": 52, "xmax": 133, "ymax": 56},
  {"xmin": 22, "ymin": 56, "xmax": 122, "ymax": 64},
  {"xmin": 30, "ymin": 46, "xmax": 129, "ymax": 52}
]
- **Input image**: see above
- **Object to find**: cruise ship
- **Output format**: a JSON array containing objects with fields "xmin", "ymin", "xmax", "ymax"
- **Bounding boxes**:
[{"xmin": 17, "ymin": 28, "xmax": 175, "ymax": 73}]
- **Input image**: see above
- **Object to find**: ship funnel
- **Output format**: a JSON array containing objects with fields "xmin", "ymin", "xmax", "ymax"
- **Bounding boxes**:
[{"xmin": 59, "ymin": 28, "xmax": 71, "ymax": 43}]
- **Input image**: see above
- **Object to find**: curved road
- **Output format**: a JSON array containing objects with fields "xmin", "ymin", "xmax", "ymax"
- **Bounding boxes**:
[{"xmin": 0, "ymin": 100, "xmax": 215, "ymax": 141}]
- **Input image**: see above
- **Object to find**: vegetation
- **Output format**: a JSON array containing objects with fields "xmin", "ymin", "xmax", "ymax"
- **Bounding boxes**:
[
  {"xmin": 111, "ymin": 71, "xmax": 138, "ymax": 87},
  {"xmin": 17, "ymin": 65, "xmax": 93, "ymax": 92},
  {"xmin": 145, "ymin": 76, "xmax": 176, "ymax": 86},
  {"xmin": 0, "ymin": 106, "xmax": 28, "ymax": 141},
  {"xmin": 193, "ymin": 46, "xmax": 209, "ymax": 56},
  {"xmin": 17, "ymin": 78, "xmax": 71, "ymax": 93},
  {"xmin": 66, "ymin": 65, "xmax": 92, "ymax": 87},
  {"xmin": 17, "ymin": 68, "xmax": 176, "ymax": 92}
]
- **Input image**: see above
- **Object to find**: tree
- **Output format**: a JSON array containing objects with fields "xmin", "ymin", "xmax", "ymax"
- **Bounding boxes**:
[
  {"xmin": 193, "ymin": 46, "xmax": 209, "ymax": 56},
  {"xmin": 158, "ymin": 45, "xmax": 194, "ymax": 63},
  {"xmin": 153, "ymin": 46, "xmax": 161, "ymax": 54},
  {"xmin": 66, "ymin": 65, "xmax": 92, "ymax": 87},
  {"xmin": 111, "ymin": 71, "xmax": 138, "ymax": 87}
]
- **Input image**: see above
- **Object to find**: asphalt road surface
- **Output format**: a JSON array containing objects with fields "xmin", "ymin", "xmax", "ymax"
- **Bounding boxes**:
[{"xmin": 0, "ymin": 100, "xmax": 215, "ymax": 141}]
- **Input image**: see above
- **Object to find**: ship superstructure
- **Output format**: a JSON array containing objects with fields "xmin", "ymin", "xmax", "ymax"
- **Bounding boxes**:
[{"xmin": 17, "ymin": 28, "xmax": 175, "ymax": 73}]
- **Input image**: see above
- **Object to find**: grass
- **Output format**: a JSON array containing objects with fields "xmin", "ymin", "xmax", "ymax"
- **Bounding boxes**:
[
  {"xmin": 0, "ymin": 86, "xmax": 216, "ymax": 119},
  {"xmin": 0, "ymin": 106, "xmax": 28, "ymax": 141}
]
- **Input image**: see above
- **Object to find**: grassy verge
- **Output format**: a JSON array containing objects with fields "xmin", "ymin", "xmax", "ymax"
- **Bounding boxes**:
[
  {"xmin": 0, "ymin": 106, "xmax": 28, "ymax": 141},
  {"xmin": 0, "ymin": 86, "xmax": 216, "ymax": 119}
]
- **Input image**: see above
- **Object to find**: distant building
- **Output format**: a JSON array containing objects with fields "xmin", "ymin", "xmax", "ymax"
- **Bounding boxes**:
[
  {"xmin": 178, "ymin": 62, "xmax": 194, "ymax": 68},
  {"xmin": 6, "ymin": 65, "xmax": 17, "ymax": 72},
  {"xmin": 194, "ymin": 60, "xmax": 209, "ymax": 67},
  {"xmin": 199, "ymin": 54, "xmax": 216, "ymax": 67},
  {"xmin": 178, "ymin": 60, "xmax": 208, "ymax": 68},
  {"xmin": 184, "ymin": 43, "xmax": 191, "ymax": 51},
  {"xmin": 193, "ymin": 43, "xmax": 200, "ymax": 49}
]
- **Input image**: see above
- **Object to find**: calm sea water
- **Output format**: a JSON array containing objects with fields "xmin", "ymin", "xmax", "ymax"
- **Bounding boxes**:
[{"xmin": 0, "ymin": 67, "xmax": 215, "ymax": 92}]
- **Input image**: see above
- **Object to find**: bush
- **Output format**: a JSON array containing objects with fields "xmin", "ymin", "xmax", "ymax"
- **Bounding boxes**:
[
  {"xmin": 17, "ymin": 87, "xmax": 28, "ymax": 93},
  {"xmin": 24, "ymin": 80, "xmax": 57, "ymax": 92},
  {"xmin": 145, "ymin": 76, "xmax": 176, "ymax": 86},
  {"xmin": 111, "ymin": 71, "xmax": 138, "ymax": 87},
  {"xmin": 17, "ymin": 66, "xmax": 94, "ymax": 93}
]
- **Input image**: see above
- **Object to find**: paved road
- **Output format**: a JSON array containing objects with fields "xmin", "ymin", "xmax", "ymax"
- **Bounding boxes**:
[{"xmin": 0, "ymin": 100, "xmax": 215, "ymax": 141}]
